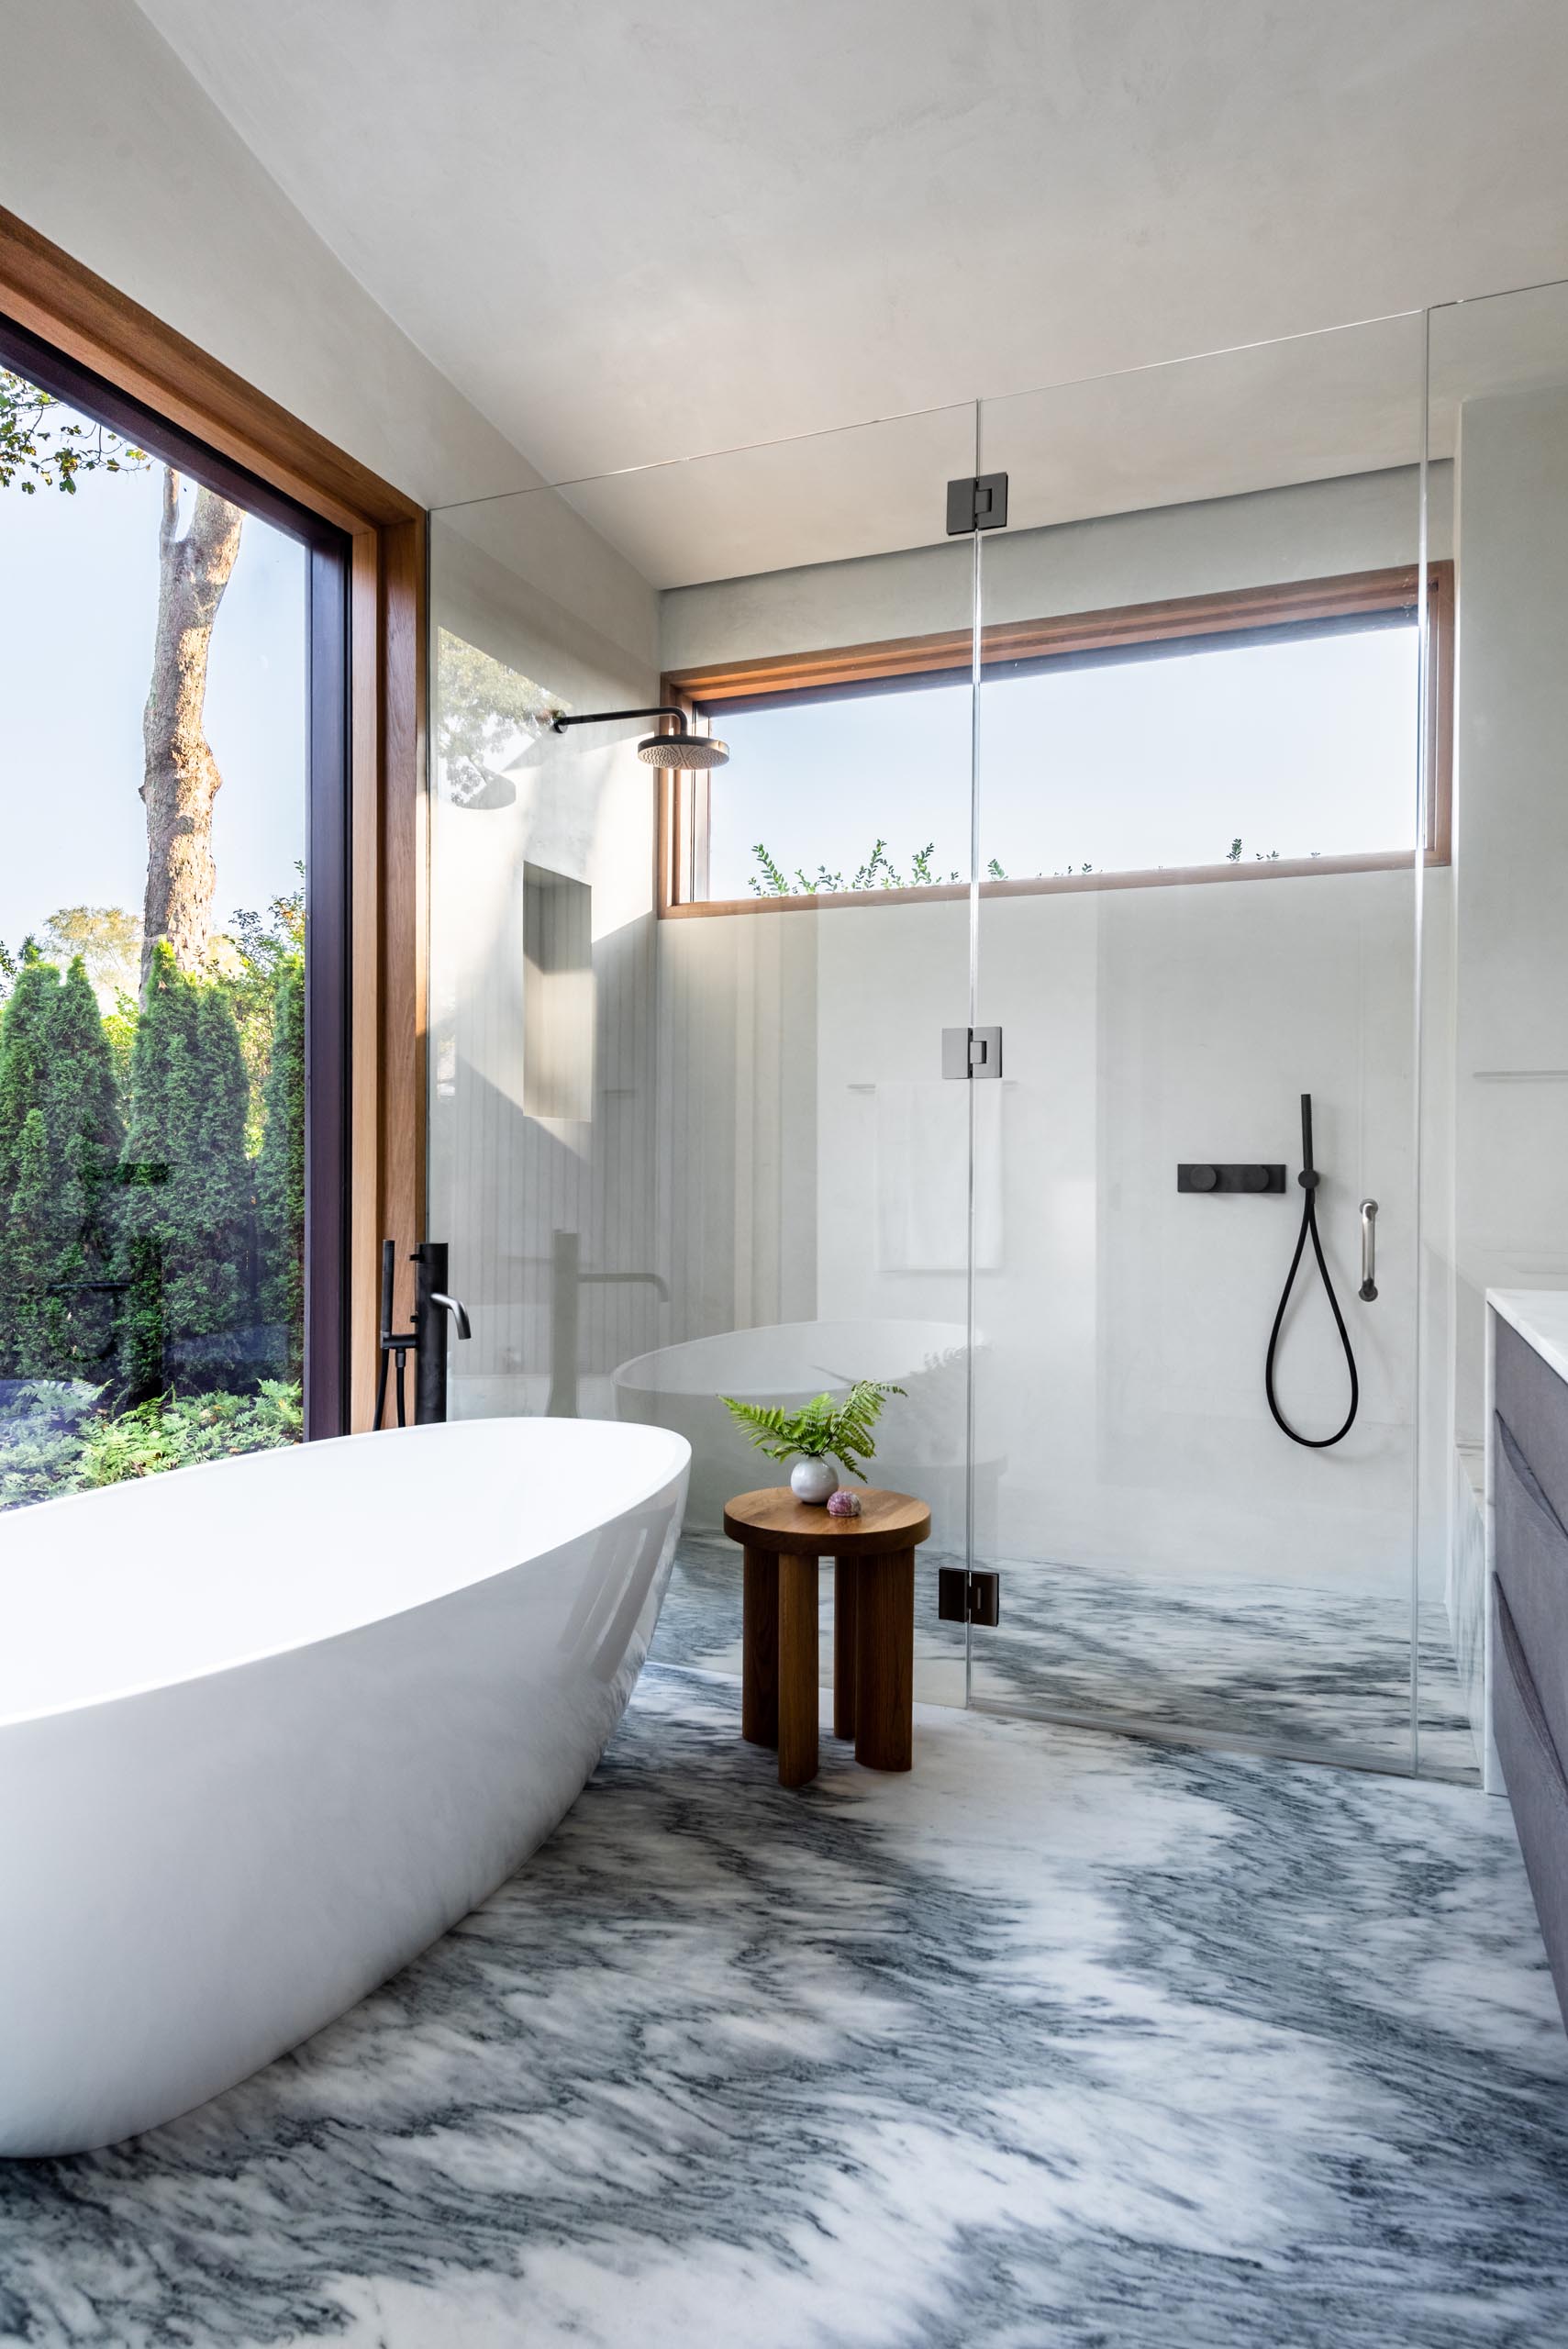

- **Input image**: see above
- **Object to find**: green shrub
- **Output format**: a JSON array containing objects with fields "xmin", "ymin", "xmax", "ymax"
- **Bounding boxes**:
[
  {"xmin": 256, "ymin": 955, "xmax": 305, "ymax": 1371},
  {"xmin": 0, "ymin": 952, "xmax": 123, "ymax": 1377},
  {"xmin": 120, "ymin": 945, "xmax": 252, "ymax": 1393},
  {"xmin": 74, "ymin": 1380, "xmax": 303, "ymax": 1487},
  {"xmin": 0, "ymin": 1381, "xmax": 99, "ymax": 1508}
]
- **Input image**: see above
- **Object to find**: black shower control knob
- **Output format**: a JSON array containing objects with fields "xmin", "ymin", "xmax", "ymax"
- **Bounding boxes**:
[
  {"xmin": 1241, "ymin": 1164, "xmax": 1270, "ymax": 1193},
  {"xmin": 1189, "ymin": 1163, "xmax": 1218, "ymax": 1192}
]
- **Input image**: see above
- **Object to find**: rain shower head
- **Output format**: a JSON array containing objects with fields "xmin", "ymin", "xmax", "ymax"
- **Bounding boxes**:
[
  {"xmin": 550, "ymin": 706, "xmax": 728, "ymax": 768},
  {"xmin": 637, "ymin": 729, "xmax": 728, "ymax": 769}
]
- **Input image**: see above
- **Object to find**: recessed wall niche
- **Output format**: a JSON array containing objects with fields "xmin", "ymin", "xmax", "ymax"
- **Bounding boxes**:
[{"xmin": 522, "ymin": 863, "xmax": 594, "ymax": 1123}]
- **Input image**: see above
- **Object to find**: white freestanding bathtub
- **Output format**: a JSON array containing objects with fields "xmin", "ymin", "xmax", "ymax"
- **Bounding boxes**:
[
  {"xmin": 0, "ymin": 1416, "xmax": 688, "ymax": 2156},
  {"xmin": 611, "ymin": 1319, "xmax": 987, "ymax": 1550}
]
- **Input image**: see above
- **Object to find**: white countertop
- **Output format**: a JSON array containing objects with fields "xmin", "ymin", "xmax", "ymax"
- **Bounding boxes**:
[{"xmin": 1489, "ymin": 1288, "xmax": 1568, "ymax": 1386}]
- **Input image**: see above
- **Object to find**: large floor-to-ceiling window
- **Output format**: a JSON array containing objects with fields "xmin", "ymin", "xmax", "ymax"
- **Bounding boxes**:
[{"xmin": 0, "ymin": 322, "xmax": 349, "ymax": 1508}]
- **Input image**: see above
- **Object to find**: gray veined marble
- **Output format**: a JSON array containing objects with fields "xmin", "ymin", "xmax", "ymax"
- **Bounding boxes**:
[
  {"xmin": 3, "ymin": 1664, "xmax": 1566, "ymax": 2347},
  {"xmin": 654, "ymin": 1534, "xmax": 1479, "ymax": 1778}
]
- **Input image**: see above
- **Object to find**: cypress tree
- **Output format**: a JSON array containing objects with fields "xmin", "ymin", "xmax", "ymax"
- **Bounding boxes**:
[
  {"xmin": 5, "ymin": 1108, "xmax": 63, "ymax": 1375},
  {"xmin": 48, "ymin": 957, "xmax": 125, "ymax": 1375},
  {"xmin": 122, "ymin": 943, "xmax": 252, "ymax": 1390},
  {"xmin": 0, "ymin": 952, "xmax": 61, "ymax": 1219},
  {"xmin": 0, "ymin": 956, "xmax": 63, "ymax": 1377},
  {"xmin": 257, "ymin": 954, "xmax": 305, "ymax": 1375},
  {"xmin": 192, "ymin": 982, "xmax": 253, "ymax": 1352}
]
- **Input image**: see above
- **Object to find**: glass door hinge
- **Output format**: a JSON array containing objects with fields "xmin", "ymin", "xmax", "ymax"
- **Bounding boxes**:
[
  {"xmin": 941, "ymin": 1025, "xmax": 1003, "ymax": 1079},
  {"xmin": 939, "ymin": 1567, "xmax": 1001, "ymax": 1627},
  {"xmin": 945, "ymin": 472, "xmax": 1009, "ymax": 535}
]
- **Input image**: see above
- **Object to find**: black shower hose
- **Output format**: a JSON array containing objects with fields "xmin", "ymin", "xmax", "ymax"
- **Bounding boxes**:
[{"xmin": 1264, "ymin": 1092, "xmax": 1359, "ymax": 1449}]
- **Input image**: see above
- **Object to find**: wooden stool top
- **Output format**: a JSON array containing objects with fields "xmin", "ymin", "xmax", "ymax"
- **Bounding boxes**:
[{"xmin": 722, "ymin": 1486, "xmax": 931, "ymax": 1558}]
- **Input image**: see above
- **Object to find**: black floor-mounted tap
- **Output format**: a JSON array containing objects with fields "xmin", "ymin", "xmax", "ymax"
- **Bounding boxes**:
[{"xmin": 373, "ymin": 1240, "xmax": 472, "ymax": 1429}]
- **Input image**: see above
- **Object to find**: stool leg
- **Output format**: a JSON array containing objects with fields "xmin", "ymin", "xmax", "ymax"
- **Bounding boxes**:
[
  {"xmin": 741, "ymin": 1548, "xmax": 777, "ymax": 1748},
  {"xmin": 777, "ymin": 1553, "xmax": 820, "ymax": 1787},
  {"xmin": 833, "ymin": 1561, "xmax": 858, "ymax": 1741},
  {"xmin": 855, "ymin": 1547, "xmax": 915, "ymax": 1772}
]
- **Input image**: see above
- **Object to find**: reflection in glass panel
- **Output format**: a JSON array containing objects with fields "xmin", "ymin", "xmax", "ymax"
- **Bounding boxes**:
[
  {"xmin": 428, "ymin": 405, "xmax": 979, "ymax": 1709},
  {"xmin": 0, "ymin": 362, "xmax": 307, "ymax": 1509}
]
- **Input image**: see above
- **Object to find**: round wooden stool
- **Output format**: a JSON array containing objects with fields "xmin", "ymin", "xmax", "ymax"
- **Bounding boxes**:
[{"xmin": 721, "ymin": 1486, "xmax": 932, "ymax": 1788}]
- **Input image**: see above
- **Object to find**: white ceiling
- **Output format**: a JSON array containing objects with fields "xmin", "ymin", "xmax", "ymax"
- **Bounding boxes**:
[{"xmin": 132, "ymin": 0, "xmax": 1568, "ymax": 509}]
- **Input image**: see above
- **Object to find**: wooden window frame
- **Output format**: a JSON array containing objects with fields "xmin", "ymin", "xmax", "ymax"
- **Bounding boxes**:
[
  {"xmin": 658, "ymin": 562, "xmax": 1454, "ymax": 918},
  {"xmin": 0, "ymin": 204, "xmax": 426, "ymax": 1431}
]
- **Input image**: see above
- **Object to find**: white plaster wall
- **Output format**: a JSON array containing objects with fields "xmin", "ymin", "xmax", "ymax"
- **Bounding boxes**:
[
  {"xmin": 662, "ymin": 467, "xmax": 1449, "ymax": 670},
  {"xmin": 0, "ymin": 0, "xmax": 530, "ymax": 507},
  {"xmin": 973, "ymin": 874, "xmax": 1416, "ymax": 1581},
  {"xmin": 428, "ymin": 508, "xmax": 663, "ymax": 1423}
]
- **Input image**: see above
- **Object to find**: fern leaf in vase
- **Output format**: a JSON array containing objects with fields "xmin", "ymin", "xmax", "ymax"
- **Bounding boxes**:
[
  {"xmin": 719, "ymin": 1378, "xmax": 905, "ymax": 1480},
  {"xmin": 717, "ymin": 1396, "xmax": 802, "ymax": 1465}
]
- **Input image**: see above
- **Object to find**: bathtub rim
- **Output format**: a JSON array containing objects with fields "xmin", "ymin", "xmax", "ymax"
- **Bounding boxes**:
[
  {"xmin": 611, "ymin": 1316, "xmax": 972, "ymax": 1399},
  {"xmin": 0, "ymin": 1417, "xmax": 690, "ymax": 1735}
]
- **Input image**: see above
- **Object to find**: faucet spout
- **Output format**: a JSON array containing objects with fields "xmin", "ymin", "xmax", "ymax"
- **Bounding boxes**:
[
  {"xmin": 409, "ymin": 1242, "xmax": 467, "ymax": 1424},
  {"xmin": 577, "ymin": 1269, "xmax": 670, "ymax": 1302}
]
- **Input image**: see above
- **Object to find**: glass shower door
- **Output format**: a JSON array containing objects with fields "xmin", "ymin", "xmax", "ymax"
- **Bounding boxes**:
[
  {"xmin": 427, "ymin": 402, "xmax": 984, "ymax": 1706},
  {"xmin": 965, "ymin": 317, "xmax": 1457, "ymax": 1773},
  {"xmin": 1422, "ymin": 279, "xmax": 1568, "ymax": 1791}
]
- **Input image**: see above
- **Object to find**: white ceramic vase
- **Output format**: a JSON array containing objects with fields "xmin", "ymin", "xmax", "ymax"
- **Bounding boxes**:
[{"xmin": 789, "ymin": 1456, "xmax": 838, "ymax": 1506}]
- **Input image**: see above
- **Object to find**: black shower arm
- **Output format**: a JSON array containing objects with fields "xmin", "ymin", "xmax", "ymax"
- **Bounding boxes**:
[{"xmin": 550, "ymin": 707, "xmax": 691, "ymax": 734}]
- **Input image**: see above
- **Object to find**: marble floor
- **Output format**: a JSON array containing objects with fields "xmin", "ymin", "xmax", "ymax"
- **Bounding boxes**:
[
  {"xmin": 3, "ymin": 1663, "xmax": 1565, "ymax": 2347},
  {"xmin": 652, "ymin": 1535, "xmax": 1481, "ymax": 1779}
]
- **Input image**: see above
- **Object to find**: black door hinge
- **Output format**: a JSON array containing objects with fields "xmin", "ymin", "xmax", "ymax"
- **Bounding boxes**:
[
  {"xmin": 945, "ymin": 472, "xmax": 1009, "ymax": 535},
  {"xmin": 939, "ymin": 1566, "xmax": 1001, "ymax": 1627}
]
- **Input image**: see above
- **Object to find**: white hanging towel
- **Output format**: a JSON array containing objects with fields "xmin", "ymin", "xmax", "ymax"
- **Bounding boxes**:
[{"xmin": 874, "ymin": 1081, "xmax": 1003, "ymax": 1272}]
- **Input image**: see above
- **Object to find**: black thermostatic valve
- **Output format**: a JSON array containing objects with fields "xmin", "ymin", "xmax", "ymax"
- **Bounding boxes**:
[{"xmin": 1177, "ymin": 1163, "xmax": 1287, "ymax": 1195}]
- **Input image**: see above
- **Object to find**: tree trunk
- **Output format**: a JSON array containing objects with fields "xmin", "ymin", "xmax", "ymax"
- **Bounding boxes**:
[{"xmin": 139, "ymin": 469, "xmax": 244, "ymax": 994}]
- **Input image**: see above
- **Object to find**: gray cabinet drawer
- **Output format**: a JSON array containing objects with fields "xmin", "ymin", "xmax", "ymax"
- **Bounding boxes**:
[
  {"xmin": 1496, "ymin": 1315, "xmax": 1568, "ymax": 1530},
  {"xmin": 1494, "ymin": 1411, "xmax": 1568, "ymax": 1770},
  {"xmin": 1494, "ymin": 1583, "xmax": 1568, "ymax": 2032}
]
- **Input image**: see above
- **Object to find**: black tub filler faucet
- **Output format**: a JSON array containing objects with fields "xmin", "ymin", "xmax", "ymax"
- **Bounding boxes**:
[{"xmin": 373, "ymin": 1240, "xmax": 472, "ymax": 1430}]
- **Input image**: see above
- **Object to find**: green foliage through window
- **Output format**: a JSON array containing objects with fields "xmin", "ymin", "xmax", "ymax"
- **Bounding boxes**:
[
  {"xmin": 0, "ymin": 901, "xmax": 306, "ymax": 1508},
  {"xmin": 0, "ymin": 369, "xmax": 150, "ymax": 495},
  {"xmin": 749, "ymin": 836, "xmax": 1307, "ymax": 896},
  {"xmin": 0, "ymin": 1379, "xmax": 302, "ymax": 1508}
]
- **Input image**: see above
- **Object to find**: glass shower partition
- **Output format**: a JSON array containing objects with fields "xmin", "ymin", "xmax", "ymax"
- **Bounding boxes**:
[
  {"xmin": 968, "ymin": 316, "xmax": 1459, "ymax": 1773},
  {"xmin": 427, "ymin": 405, "xmax": 984, "ymax": 1702},
  {"xmin": 425, "ymin": 309, "xmax": 1506, "ymax": 1782},
  {"xmin": 1422, "ymin": 279, "xmax": 1568, "ymax": 1791}
]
